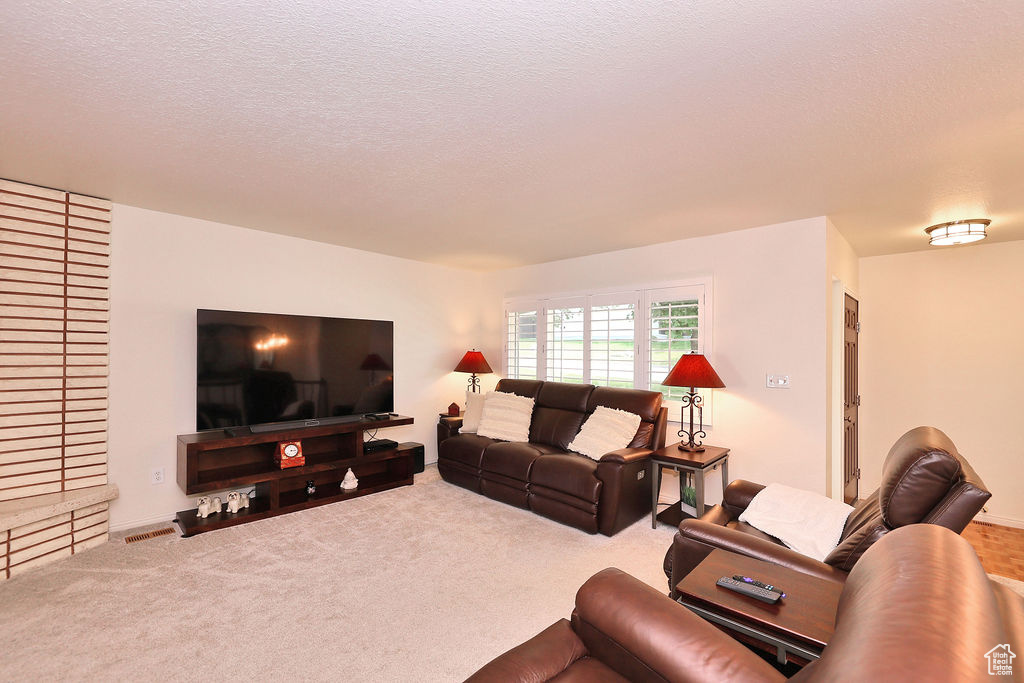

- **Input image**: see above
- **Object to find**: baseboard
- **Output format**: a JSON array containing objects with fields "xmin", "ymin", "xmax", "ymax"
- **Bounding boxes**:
[
  {"xmin": 974, "ymin": 511, "xmax": 1024, "ymax": 530},
  {"xmin": 109, "ymin": 510, "xmax": 180, "ymax": 533}
]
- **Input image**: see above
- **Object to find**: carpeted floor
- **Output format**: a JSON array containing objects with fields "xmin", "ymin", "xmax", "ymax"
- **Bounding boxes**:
[
  {"xmin": 0, "ymin": 467, "xmax": 675, "ymax": 681},
  {"xmin": 4, "ymin": 468, "xmax": 1022, "ymax": 682}
]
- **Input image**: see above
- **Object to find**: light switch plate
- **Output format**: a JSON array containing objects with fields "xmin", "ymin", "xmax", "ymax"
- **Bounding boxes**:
[{"xmin": 766, "ymin": 374, "xmax": 791, "ymax": 388}]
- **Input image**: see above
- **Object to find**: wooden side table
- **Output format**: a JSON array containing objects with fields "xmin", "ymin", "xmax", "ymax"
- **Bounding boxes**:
[
  {"xmin": 650, "ymin": 443, "xmax": 729, "ymax": 528},
  {"xmin": 675, "ymin": 549, "xmax": 843, "ymax": 665}
]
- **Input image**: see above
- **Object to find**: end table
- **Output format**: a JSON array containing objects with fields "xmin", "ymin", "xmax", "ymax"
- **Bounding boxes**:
[{"xmin": 650, "ymin": 443, "xmax": 729, "ymax": 528}]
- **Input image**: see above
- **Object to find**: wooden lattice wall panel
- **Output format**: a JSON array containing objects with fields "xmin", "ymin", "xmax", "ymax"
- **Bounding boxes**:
[
  {"xmin": 0, "ymin": 178, "xmax": 111, "ymax": 501},
  {"xmin": 0, "ymin": 501, "xmax": 110, "ymax": 579}
]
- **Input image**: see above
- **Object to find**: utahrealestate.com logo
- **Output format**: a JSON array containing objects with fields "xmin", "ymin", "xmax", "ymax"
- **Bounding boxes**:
[{"xmin": 985, "ymin": 644, "xmax": 1015, "ymax": 676}]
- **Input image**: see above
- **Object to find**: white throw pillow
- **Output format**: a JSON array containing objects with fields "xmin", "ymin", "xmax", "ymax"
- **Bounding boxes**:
[
  {"xmin": 476, "ymin": 391, "xmax": 534, "ymax": 442},
  {"xmin": 461, "ymin": 391, "xmax": 485, "ymax": 433},
  {"xmin": 568, "ymin": 406, "xmax": 642, "ymax": 460}
]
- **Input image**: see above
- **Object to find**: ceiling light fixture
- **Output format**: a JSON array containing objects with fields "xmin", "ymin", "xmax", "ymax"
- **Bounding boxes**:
[{"xmin": 924, "ymin": 219, "xmax": 990, "ymax": 246}]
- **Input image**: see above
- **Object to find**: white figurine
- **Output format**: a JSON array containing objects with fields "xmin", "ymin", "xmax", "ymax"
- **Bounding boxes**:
[
  {"xmin": 226, "ymin": 491, "xmax": 242, "ymax": 513},
  {"xmin": 240, "ymin": 492, "xmax": 250, "ymax": 509},
  {"xmin": 341, "ymin": 468, "xmax": 358, "ymax": 491},
  {"xmin": 197, "ymin": 496, "xmax": 213, "ymax": 519},
  {"xmin": 211, "ymin": 496, "xmax": 223, "ymax": 514}
]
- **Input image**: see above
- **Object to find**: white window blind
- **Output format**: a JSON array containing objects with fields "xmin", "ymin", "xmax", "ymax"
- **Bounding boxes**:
[
  {"xmin": 544, "ymin": 298, "xmax": 585, "ymax": 383},
  {"xmin": 504, "ymin": 306, "xmax": 538, "ymax": 380},
  {"xmin": 589, "ymin": 295, "xmax": 639, "ymax": 388}
]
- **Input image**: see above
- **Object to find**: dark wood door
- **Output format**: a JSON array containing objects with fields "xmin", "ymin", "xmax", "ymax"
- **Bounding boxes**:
[{"xmin": 843, "ymin": 294, "xmax": 859, "ymax": 504}]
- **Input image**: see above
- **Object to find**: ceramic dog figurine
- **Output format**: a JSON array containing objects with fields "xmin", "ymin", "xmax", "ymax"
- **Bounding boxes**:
[
  {"xmin": 240, "ymin": 492, "xmax": 250, "ymax": 509},
  {"xmin": 197, "ymin": 496, "xmax": 213, "ymax": 518},
  {"xmin": 226, "ymin": 491, "xmax": 242, "ymax": 513},
  {"xmin": 341, "ymin": 468, "xmax": 358, "ymax": 491},
  {"xmin": 211, "ymin": 496, "xmax": 223, "ymax": 514}
]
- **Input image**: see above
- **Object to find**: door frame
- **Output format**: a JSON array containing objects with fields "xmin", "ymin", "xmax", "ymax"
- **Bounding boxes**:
[{"xmin": 829, "ymin": 278, "xmax": 858, "ymax": 501}]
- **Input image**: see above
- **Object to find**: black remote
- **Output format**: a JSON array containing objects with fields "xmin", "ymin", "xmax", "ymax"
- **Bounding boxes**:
[
  {"xmin": 733, "ymin": 575, "xmax": 787, "ymax": 598},
  {"xmin": 716, "ymin": 576, "xmax": 782, "ymax": 604}
]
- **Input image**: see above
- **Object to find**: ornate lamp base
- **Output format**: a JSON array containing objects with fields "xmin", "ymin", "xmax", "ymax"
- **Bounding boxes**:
[
  {"xmin": 466, "ymin": 373, "xmax": 481, "ymax": 393},
  {"xmin": 676, "ymin": 388, "xmax": 706, "ymax": 452}
]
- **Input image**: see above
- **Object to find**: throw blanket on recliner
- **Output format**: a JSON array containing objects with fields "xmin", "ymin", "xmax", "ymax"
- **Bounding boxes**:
[{"xmin": 738, "ymin": 483, "xmax": 854, "ymax": 562}]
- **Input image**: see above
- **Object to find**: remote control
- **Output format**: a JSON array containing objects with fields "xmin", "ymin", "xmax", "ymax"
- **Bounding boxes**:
[
  {"xmin": 733, "ymin": 575, "xmax": 787, "ymax": 598},
  {"xmin": 716, "ymin": 576, "xmax": 783, "ymax": 604}
]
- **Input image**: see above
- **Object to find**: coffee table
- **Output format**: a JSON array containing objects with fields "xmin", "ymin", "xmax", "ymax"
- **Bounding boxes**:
[{"xmin": 675, "ymin": 549, "xmax": 843, "ymax": 665}]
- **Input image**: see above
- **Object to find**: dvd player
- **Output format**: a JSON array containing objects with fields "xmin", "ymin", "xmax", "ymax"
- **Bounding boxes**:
[{"xmin": 364, "ymin": 438, "xmax": 399, "ymax": 453}]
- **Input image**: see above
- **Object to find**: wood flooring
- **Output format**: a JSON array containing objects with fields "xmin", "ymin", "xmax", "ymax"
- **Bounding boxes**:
[{"xmin": 962, "ymin": 521, "xmax": 1024, "ymax": 581}]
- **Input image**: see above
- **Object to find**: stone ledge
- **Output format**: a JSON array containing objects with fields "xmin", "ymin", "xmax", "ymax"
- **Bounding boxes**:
[{"xmin": 0, "ymin": 484, "xmax": 118, "ymax": 533}]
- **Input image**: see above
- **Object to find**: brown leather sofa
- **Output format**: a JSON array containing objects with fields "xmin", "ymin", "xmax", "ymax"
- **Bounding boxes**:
[
  {"xmin": 437, "ymin": 379, "xmax": 667, "ymax": 536},
  {"xmin": 665, "ymin": 426, "xmax": 991, "ymax": 596},
  {"xmin": 468, "ymin": 524, "xmax": 1023, "ymax": 682}
]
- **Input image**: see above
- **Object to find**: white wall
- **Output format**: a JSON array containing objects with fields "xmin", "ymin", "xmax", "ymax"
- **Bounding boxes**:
[
  {"xmin": 486, "ymin": 217, "xmax": 830, "ymax": 500},
  {"xmin": 108, "ymin": 205, "xmax": 492, "ymax": 530},
  {"xmin": 859, "ymin": 240, "xmax": 1024, "ymax": 524}
]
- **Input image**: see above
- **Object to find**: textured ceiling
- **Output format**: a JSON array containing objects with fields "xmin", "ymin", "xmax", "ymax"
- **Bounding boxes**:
[{"xmin": 1, "ymin": 1, "xmax": 1023, "ymax": 270}]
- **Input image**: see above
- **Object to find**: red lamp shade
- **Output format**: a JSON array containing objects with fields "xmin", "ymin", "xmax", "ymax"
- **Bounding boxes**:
[
  {"xmin": 661, "ymin": 353, "xmax": 725, "ymax": 389},
  {"xmin": 454, "ymin": 350, "xmax": 492, "ymax": 375}
]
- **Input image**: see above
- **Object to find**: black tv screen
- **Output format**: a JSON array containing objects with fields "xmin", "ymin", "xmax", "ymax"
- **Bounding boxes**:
[{"xmin": 196, "ymin": 309, "xmax": 393, "ymax": 431}]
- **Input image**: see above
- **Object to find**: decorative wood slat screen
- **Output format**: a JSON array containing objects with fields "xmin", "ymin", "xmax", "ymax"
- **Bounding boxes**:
[{"xmin": 0, "ymin": 179, "xmax": 111, "ymax": 502}]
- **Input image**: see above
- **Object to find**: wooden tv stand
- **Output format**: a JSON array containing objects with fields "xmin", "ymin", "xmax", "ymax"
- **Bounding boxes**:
[{"xmin": 174, "ymin": 416, "xmax": 417, "ymax": 537}]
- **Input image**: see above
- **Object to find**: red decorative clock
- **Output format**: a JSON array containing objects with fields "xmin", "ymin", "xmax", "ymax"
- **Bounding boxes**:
[{"xmin": 275, "ymin": 440, "xmax": 304, "ymax": 469}]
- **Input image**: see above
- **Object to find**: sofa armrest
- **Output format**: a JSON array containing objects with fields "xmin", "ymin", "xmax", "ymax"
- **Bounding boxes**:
[
  {"xmin": 598, "ymin": 447, "xmax": 652, "ymax": 464},
  {"xmin": 669, "ymin": 519, "xmax": 848, "ymax": 594},
  {"xmin": 465, "ymin": 619, "xmax": 587, "ymax": 683},
  {"xmin": 722, "ymin": 479, "xmax": 765, "ymax": 516},
  {"xmin": 595, "ymin": 451, "xmax": 654, "ymax": 535},
  {"xmin": 436, "ymin": 416, "xmax": 463, "ymax": 452},
  {"xmin": 573, "ymin": 568, "xmax": 783, "ymax": 683}
]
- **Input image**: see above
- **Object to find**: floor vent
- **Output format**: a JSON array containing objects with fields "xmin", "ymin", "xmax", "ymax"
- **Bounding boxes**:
[
  {"xmin": 972, "ymin": 521, "xmax": 995, "ymax": 528},
  {"xmin": 125, "ymin": 527, "xmax": 176, "ymax": 544}
]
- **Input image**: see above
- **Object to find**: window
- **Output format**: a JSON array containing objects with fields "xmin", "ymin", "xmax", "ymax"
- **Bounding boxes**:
[
  {"xmin": 646, "ymin": 286, "xmax": 702, "ymax": 402},
  {"xmin": 503, "ymin": 279, "xmax": 711, "ymax": 410}
]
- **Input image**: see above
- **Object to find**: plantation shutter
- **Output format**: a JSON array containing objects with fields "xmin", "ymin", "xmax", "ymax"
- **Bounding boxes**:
[
  {"xmin": 504, "ymin": 304, "xmax": 539, "ymax": 380},
  {"xmin": 588, "ymin": 293, "xmax": 640, "ymax": 388},
  {"xmin": 544, "ymin": 297, "xmax": 585, "ymax": 384},
  {"xmin": 0, "ymin": 179, "xmax": 111, "ymax": 501}
]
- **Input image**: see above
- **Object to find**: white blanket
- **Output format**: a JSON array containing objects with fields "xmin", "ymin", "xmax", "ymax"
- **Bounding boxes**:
[{"xmin": 738, "ymin": 483, "xmax": 854, "ymax": 562}]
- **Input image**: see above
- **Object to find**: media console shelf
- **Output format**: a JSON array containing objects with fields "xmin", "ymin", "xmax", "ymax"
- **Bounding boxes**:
[{"xmin": 174, "ymin": 416, "xmax": 417, "ymax": 537}]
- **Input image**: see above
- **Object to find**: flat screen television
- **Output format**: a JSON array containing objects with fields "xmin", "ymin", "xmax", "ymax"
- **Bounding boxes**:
[{"xmin": 196, "ymin": 309, "xmax": 394, "ymax": 432}]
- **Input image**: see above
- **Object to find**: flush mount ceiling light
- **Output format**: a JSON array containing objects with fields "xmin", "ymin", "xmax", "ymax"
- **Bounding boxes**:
[{"xmin": 924, "ymin": 219, "xmax": 990, "ymax": 246}]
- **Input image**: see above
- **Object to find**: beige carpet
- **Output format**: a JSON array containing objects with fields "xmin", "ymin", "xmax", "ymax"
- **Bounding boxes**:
[{"xmin": 0, "ymin": 467, "xmax": 675, "ymax": 682}]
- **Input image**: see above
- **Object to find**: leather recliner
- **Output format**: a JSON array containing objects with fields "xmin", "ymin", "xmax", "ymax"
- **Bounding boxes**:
[
  {"xmin": 665, "ymin": 426, "xmax": 991, "ymax": 595},
  {"xmin": 437, "ymin": 379, "xmax": 668, "ymax": 536},
  {"xmin": 468, "ymin": 524, "xmax": 1023, "ymax": 682}
]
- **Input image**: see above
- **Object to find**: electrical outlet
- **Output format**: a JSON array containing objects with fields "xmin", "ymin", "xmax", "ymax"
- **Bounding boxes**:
[
  {"xmin": 151, "ymin": 467, "xmax": 165, "ymax": 485},
  {"xmin": 766, "ymin": 374, "xmax": 791, "ymax": 389}
]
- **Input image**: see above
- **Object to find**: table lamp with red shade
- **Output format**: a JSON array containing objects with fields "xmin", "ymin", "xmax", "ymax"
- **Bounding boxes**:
[
  {"xmin": 661, "ymin": 353, "xmax": 725, "ymax": 452},
  {"xmin": 454, "ymin": 349, "xmax": 492, "ymax": 393}
]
